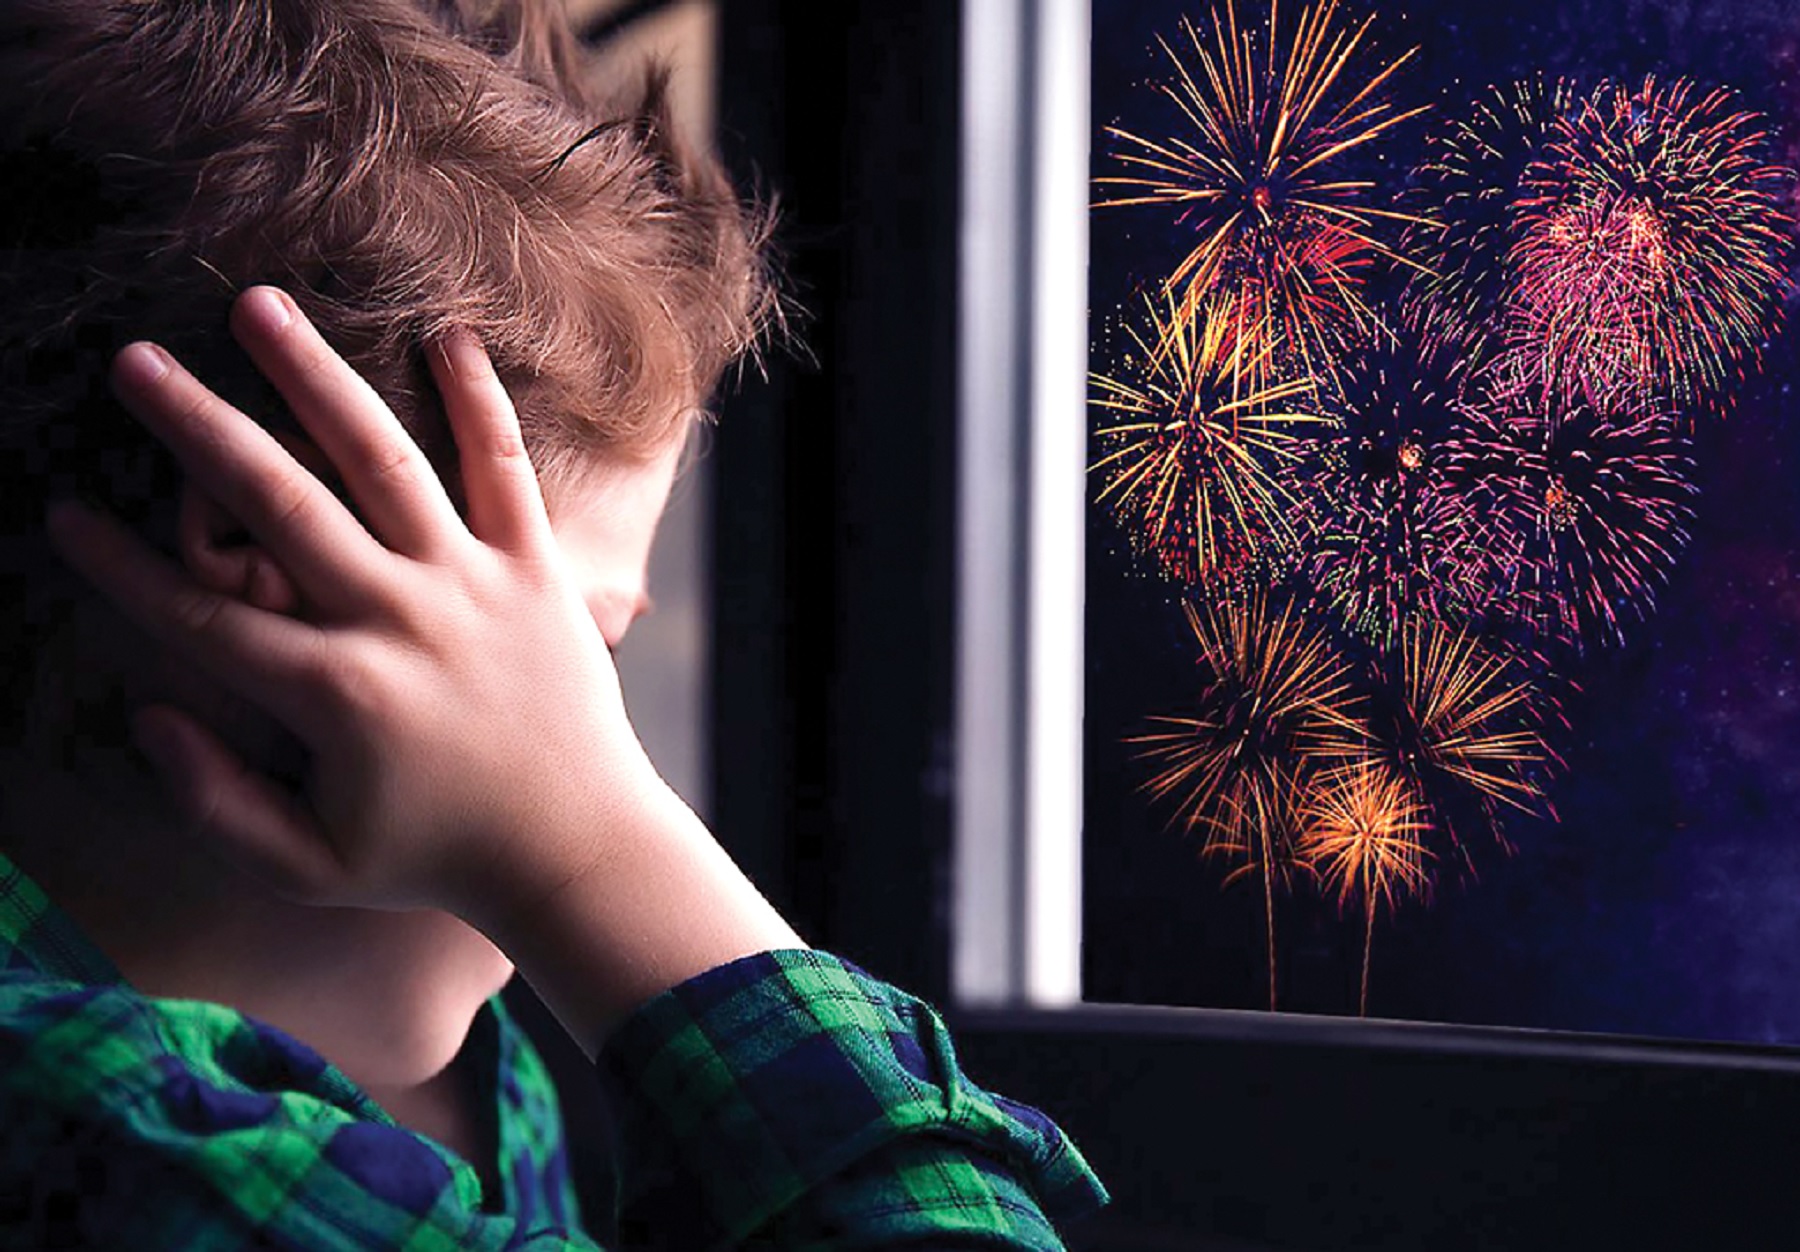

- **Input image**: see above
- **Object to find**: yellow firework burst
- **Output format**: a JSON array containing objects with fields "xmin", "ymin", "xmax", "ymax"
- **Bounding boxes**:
[
  {"xmin": 1297, "ymin": 762, "xmax": 1431, "ymax": 1013},
  {"xmin": 1132, "ymin": 591, "xmax": 1366, "ymax": 1006},
  {"xmin": 1373, "ymin": 620, "xmax": 1558, "ymax": 873},
  {"xmin": 1094, "ymin": 0, "xmax": 1430, "ymax": 383},
  {"xmin": 1091, "ymin": 290, "xmax": 1326, "ymax": 584}
]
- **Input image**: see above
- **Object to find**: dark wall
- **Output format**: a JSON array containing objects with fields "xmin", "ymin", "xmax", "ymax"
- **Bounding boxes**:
[{"xmin": 710, "ymin": 2, "xmax": 962, "ymax": 1003}]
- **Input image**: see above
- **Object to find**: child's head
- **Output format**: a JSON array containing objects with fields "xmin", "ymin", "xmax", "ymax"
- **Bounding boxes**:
[{"xmin": 0, "ymin": 0, "xmax": 777, "ymax": 767}]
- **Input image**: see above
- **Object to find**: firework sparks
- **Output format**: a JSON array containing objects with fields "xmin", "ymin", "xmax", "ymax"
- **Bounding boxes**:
[
  {"xmin": 1439, "ymin": 369, "xmax": 1697, "ymax": 647},
  {"xmin": 1299, "ymin": 339, "xmax": 1492, "ymax": 645},
  {"xmin": 1094, "ymin": 0, "xmax": 1429, "ymax": 384},
  {"xmin": 1132, "ymin": 591, "xmax": 1366, "ymax": 1007},
  {"xmin": 1511, "ymin": 75, "xmax": 1795, "ymax": 410},
  {"xmin": 1400, "ymin": 76, "xmax": 1579, "ymax": 360},
  {"xmin": 1086, "ymin": 11, "xmax": 1792, "ymax": 1019},
  {"xmin": 1091, "ymin": 290, "xmax": 1326, "ymax": 584},
  {"xmin": 1511, "ymin": 189, "xmax": 1684, "ymax": 403},
  {"xmin": 1365, "ymin": 620, "xmax": 1559, "ymax": 873},
  {"xmin": 1296, "ymin": 762, "xmax": 1431, "ymax": 1013}
]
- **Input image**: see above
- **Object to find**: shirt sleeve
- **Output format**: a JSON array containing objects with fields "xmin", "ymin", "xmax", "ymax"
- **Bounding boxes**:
[{"xmin": 594, "ymin": 949, "xmax": 1109, "ymax": 1251}]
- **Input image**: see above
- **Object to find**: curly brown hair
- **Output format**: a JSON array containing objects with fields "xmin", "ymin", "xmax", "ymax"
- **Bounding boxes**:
[{"xmin": 0, "ymin": 0, "xmax": 778, "ymax": 731}]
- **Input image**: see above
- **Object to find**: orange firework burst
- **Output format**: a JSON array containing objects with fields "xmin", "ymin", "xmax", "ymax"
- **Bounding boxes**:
[
  {"xmin": 1091, "ymin": 291, "xmax": 1326, "ymax": 584},
  {"xmin": 1093, "ymin": 0, "xmax": 1429, "ymax": 384},
  {"xmin": 1511, "ymin": 75, "xmax": 1795, "ymax": 411},
  {"xmin": 1296, "ymin": 762, "xmax": 1431, "ymax": 1013},
  {"xmin": 1132, "ymin": 591, "xmax": 1366, "ymax": 1007},
  {"xmin": 1368, "ymin": 620, "xmax": 1559, "ymax": 875}
]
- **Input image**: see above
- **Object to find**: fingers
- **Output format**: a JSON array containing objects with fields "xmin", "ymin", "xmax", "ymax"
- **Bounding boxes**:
[
  {"xmin": 47, "ymin": 498, "xmax": 333, "ymax": 742},
  {"xmin": 109, "ymin": 341, "xmax": 392, "ymax": 617},
  {"xmin": 427, "ymin": 330, "xmax": 557, "ymax": 555},
  {"xmin": 178, "ymin": 484, "xmax": 304, "ymax": 615},
  {"xmin": 229, "ymin": 287, "xmax": 466, "ymax": 559},
  {"xmin": 131, "ymin": 704, "xmax": 347, "ymax": 904}
]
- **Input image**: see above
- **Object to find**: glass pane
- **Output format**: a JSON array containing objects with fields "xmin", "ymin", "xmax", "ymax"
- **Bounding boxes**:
[{"xmin": 1083, "ymin": 0, "xmax": 1800, "ymax": 1041}]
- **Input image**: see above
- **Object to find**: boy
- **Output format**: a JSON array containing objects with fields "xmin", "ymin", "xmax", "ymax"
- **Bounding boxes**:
[{"xmin": 0, "ymin": 1, "xmax": 1106, "ymax": 1247}]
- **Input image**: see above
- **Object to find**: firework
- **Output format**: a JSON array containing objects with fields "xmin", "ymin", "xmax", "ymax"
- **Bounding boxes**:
[
  {"xmin": 1091, "ymin": 290, "xmax": 1326, "ymax": 585},
  {"xmin": 1299, "ymin": 339, "xmax": 1492, "ymax": 645},
  {"xmin": 1400, "ymin": 76, "xmax": 1578, "ymax": 360},
  {"xmin": 1439, "ymin": 369, "xmax": 1697, "ymax": 648},
  {"xmin": 1364, "ymin": 620, "xmax": 1558, "ymax": 873},
  {"xmin": 1132, "ymin": 591, "xmax": 1366, "ymax": 1006},
  {"xmin": 1093, "ymin": 0, "xmax": 1429, "ymax": 384},
  {"xmin": 1508, "ymin": 193, "xmax": 1666, "ymax": 399},
  {"xmin": 1296, "ymin": 762, "xmax": 1431, "ymax": 1013},
  {"xmin": 1511, "ymin": 76, "xmax": 1794, "ymax": 410}
]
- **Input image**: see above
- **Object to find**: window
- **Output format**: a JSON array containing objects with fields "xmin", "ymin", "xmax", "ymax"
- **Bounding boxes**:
[{"xmin": 962, "ymin": 0, "xmax": 1800, "ymax": 1049}]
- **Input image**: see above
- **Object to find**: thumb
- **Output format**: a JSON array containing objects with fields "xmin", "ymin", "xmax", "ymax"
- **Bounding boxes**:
[{"xmin": 131, "ymin": 704, "xmax": 345, "ymax": 904}]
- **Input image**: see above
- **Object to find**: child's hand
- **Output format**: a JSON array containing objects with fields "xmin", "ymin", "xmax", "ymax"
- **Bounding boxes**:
[{"xmin": 45, "ymin": 286, "xmax": 667, "ymax": 937}]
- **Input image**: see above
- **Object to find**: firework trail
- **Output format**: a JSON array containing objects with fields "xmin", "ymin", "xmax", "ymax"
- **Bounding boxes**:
[
  {"xmin": 1511, "ymin": 76, "xmax": 1794, "ymax": 411},
  {"xmin": 1296, "ymin": 761, "xmax": 1431, "ymax": 1014},
  {"xmin": 1440, "ymin": 367, "xmax": 1697, "ymax": 648},
  {"xmin": 1093, "ymin": 0, "xmax": 1429, "ymax": 385},
  {"xmin": 1132, "ymin": 591, "xmax": 1366, "ymax": 1007},
  {"xmin": 1299, "ymin": 338, "xmax": 1493, "ymax": 646},
  {"xmin": 1091, "ymin": 290, "xmax": 1327, "ymax": 585},
  {"xmin": 1400, "ymin": 76, "xmax": 1578, "ymax": 361},
  {"xmin": 1361, "ymin": 619, "xmax": 1559, "ymax": 876}
]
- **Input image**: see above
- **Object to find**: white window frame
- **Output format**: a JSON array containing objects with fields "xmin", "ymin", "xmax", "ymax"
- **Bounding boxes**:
[{"xmin": 954, "ymin": 0, "xmax": 1090, "ymax": 1008}]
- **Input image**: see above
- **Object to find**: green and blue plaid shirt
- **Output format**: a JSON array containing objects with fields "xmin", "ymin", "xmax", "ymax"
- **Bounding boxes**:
[{"xmin": 0, "ymin": 850, "xmax": 1105, "ymax": 1249}]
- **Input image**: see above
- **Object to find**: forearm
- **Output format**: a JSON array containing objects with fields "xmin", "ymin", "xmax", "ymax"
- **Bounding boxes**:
[{"xmin": 476, "ymin": 765, "xmax": 805, "ymax": 1058}]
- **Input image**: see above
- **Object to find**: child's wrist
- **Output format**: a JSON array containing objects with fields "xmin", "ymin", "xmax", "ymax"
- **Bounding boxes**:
[
  {"xmin": 463, "ymin": 769, "xmax": 803, "ymax": 1054},
  {"xmin": 450, "ymin": 746, "xmax": 675, "ymax": 938}
]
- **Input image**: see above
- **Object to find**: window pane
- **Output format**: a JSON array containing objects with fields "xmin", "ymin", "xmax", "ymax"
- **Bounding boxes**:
[{"xmin": 1083, "ymin": 0, "xmax": 1800, "ymax": 1042}]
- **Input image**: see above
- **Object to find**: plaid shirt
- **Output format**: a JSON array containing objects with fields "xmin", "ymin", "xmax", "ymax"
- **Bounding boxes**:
[{"xmin": 0, "ymin": 851, "xmax": 1105, "ymax": 1249}]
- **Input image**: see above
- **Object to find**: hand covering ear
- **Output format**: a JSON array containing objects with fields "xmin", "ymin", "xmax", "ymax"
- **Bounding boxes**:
[{"xmin": 175, "ymin": 432, "xmax": 332, "ymax": 616}]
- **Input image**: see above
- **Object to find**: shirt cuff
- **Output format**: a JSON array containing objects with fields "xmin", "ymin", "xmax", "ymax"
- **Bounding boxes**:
[{"xmin": 594, "ymin": 949, "xmax": 1108, "ymax": 1249}]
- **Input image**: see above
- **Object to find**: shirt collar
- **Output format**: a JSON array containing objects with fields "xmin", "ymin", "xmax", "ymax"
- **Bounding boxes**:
[{"xmin": 0, "ymin": 847, "xmax": 129, "ymax": 986}]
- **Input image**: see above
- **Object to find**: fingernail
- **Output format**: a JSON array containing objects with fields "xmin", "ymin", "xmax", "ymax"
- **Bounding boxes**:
[
  {"xmin": 241, "ymin": 287, "xmax": 295, "ymax": 335},
  {"xmin": 115, "ymin": 342, "xmax": 171, "ymax": 387}
]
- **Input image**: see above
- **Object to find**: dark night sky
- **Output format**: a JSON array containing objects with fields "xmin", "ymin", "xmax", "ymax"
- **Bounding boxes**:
[{"xmin": 1082, "ymin": 0, "xmax": 1800, "ymax": 1043}]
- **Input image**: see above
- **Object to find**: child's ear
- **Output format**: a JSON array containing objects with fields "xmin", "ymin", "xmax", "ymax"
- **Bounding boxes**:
[{"xmin": 174, "ymin": 431, "xmax": 331, "ymax": 617}]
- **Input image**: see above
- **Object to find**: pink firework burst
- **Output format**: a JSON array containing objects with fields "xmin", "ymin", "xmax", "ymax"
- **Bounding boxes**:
[{"xmin": 1510, "ymin": 75, "xmax": 1795, "ymax": 412}]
